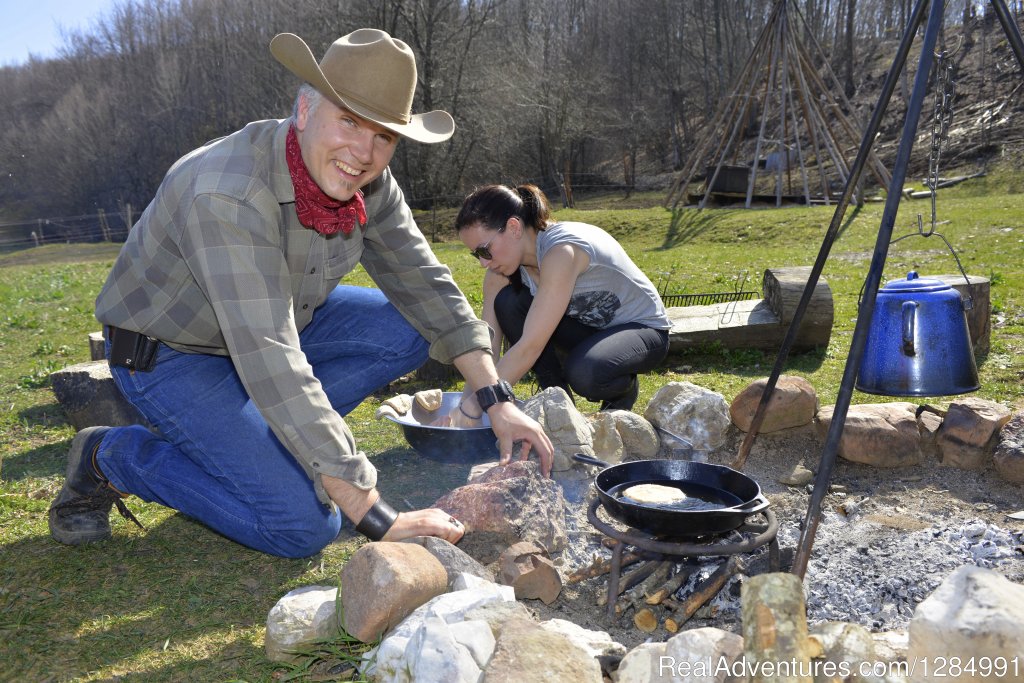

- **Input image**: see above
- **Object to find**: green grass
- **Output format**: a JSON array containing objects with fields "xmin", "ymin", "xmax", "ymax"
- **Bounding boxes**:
[{"xmin": 2, "ymin": 176, "xmax": 1023, "ymax": 680}]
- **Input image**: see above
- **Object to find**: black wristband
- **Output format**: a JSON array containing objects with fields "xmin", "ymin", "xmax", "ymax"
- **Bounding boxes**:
[{"xmin": 355, "ymin": 498, "xmax": 399, "ymax": 541}]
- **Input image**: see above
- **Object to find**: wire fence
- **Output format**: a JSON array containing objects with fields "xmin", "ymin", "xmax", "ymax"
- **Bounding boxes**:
[
  {"xmin": 0, "ymin": 177, "xmax": 656, "ymax": 256},
  {"xmin": 0, "ymin": 209, "xmax": 135, "ymax": 254}
]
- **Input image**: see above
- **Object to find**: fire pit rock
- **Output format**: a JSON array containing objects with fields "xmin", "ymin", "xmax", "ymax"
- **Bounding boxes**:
[
  {"xmin": 729, "ymin": 374, "xmax": 818, "ymax": 433},
  {"xmin": 909, "ymin": 565, "xmax": 1024, "ymax": 673},
  {"xmin": 516, "ymin": 387, "xmax": 595, "ymax": 472},
  {"xmin": 816, "ymin": 402, "xmax": 925, "ymax": 468},
  {"xmin": 340, "ymin": 542, "xmax": 448, "ymax": 643},
  {"xmin": 936, "ymin": 397, "xmax": 1012, "ymax": 470},
  {"xmin": 590, "ymin": 410, "xmax": 661, "ymax": 463},
  {"xmin": 400, "ymin": 536, "xmax": 494, "ymax": 586},
  {"xmin": 615, "ymin": 626, "xmax": 744, "ymax": 682},
  {"xmin": 432, "ymin": 460, "xmax": 567, "ymax": 565},
  {"xmin": 485, "ymin": 616, "xmax": 604, "ymax": 681},
  {"xmin": 994, "ymin": 411, "xmax": 1024, "ymax": 483},
  {"xmin": 497, "ymin": 541, "xmax": 561, "ymax": 604},
  {"xmin": 644, "ymin": 381, "xmax": 732, "ymax": 451}
]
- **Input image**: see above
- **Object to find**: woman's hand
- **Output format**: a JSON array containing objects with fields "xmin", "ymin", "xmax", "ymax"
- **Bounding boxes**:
[
  {"xmin": 381, "ymin": 509, "xmax": 465, "ymax": 544},
  {"xmin": 487, "ymin": 401, "xmax": 554, "ymax": 476}
]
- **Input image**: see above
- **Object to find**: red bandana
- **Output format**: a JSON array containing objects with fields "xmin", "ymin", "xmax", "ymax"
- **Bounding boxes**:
[{"xmin": 285, "ymin": 125, "xmax": 367, "ymax": 236}]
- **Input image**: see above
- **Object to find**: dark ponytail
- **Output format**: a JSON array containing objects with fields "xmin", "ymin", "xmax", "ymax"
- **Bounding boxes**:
[{"xmin": 455, "ymin": 183, "xmax": 552, "ymax": 234}]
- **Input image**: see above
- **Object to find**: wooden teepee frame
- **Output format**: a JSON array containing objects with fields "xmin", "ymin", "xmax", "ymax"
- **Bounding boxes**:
[{"xmin": 665, "ymin": 0, "xmax": 892, "ymax": 209}]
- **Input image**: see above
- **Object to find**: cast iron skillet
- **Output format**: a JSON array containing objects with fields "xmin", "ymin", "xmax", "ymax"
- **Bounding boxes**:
[{"xmin": 573, "ymin": 454, "xmax": 770, "ymax": 538}]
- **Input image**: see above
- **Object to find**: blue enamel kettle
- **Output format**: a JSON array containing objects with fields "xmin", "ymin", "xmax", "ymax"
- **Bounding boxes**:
[{"xmin": 856, "ymin": 271, "xmax": 979, "ymax": 396}]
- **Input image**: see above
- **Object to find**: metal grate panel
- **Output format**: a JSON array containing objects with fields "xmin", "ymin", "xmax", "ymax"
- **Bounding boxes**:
[{"xmin": 660, "ymin": 290, "xmax": 760, "ymax": 307}]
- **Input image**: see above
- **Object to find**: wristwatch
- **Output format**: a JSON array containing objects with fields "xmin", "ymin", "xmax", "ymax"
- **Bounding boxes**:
[{"xmin": 475, "ymin": 380, "xmax": 516, "ymax": 413}]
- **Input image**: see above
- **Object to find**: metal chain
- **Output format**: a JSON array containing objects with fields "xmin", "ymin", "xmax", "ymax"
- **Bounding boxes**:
[
  {"xmin": 926, "ymin": 48, "xmax": 957, "ymax": 234},
  {"xmin": 884, "ymin": 47, "xmax": 972, "ymax": 303}
]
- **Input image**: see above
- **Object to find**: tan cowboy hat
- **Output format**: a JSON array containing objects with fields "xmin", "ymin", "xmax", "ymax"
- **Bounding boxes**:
[{"xmin": 270, "ymin": 29, "xmax": 454, "ymax": 144}]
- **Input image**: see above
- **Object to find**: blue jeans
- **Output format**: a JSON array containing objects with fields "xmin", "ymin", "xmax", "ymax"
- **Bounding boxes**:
[{"xmin": 97, "ymin": 286, "xmax": 429, "ymax": 558}]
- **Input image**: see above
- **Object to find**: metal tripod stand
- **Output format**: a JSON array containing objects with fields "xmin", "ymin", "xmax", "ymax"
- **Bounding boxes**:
[{"xmin": 725, "ymin": 0, "xmax": 1024, "ymax": 579}]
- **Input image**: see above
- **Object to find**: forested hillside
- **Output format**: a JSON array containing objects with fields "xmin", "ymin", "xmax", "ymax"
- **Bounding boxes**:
[{"xmin": 1, "ymin": 0, "xmax": 1022, "ymax": 238}]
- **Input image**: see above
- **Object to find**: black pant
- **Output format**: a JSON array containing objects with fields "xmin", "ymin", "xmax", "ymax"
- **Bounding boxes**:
[{"xmin": 493, "ymin": 285, "xmax": 670, "ymax": 410}]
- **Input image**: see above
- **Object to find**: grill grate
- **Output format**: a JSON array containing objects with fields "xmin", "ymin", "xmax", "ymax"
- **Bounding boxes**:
[{"xmin": 660, "ymin": 290, "xmax": 760, "ymax": 307}]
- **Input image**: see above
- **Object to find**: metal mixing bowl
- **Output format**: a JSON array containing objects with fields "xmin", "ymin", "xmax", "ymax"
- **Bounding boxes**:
[{"xmin": 382, "ymin": 391, "xmax": 499, "ymax": 464}]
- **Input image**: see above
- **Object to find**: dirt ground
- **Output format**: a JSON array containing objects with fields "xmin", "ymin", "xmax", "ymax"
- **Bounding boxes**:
[
  {"xmin": 375, "ymin": 420, "xmax": 1024, "ymax": 651},
  {"xmin": 542, "ymin": 423, "xmax": 1023, "ymax": 650}
]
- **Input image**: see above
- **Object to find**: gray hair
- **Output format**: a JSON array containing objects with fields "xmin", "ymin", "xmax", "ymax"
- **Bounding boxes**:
[{"xmin": 292, "ymin": 83, "xmax": 323, "ymax": 121}]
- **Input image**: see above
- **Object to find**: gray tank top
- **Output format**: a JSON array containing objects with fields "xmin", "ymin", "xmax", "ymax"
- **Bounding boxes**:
[{"xmin": 519, "ymin": 222, "xmax": 671, "ymax": 330}]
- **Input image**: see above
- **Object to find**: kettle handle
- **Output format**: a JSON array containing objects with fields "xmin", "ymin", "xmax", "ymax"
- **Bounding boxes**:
[{"xmin": 902, "ymin": 301, "xmax": 918, "ymax": 356}]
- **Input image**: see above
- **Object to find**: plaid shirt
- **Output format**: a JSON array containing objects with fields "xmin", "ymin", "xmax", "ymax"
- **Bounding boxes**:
[{"xmin": 96, "ymin": 118, "xmax": 489, "ymax": 500}]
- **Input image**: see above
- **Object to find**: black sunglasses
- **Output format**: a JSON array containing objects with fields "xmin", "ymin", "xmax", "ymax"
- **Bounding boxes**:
[{"xmin": 469, "ymin": 226, "xmax": 506, "ymax": 260}]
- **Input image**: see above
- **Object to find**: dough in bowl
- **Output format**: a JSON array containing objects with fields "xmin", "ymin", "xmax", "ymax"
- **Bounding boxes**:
[
  {"xmin": 622, "ymin": 483, "xmax": 687, "ymax": 504},
  {"xmin": 414, "ymin": 389, "xmax": 443, "ymax": 412}
]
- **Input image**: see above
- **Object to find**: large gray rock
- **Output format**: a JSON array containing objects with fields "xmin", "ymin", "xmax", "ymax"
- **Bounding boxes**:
[
  {"xmin": 616, "ymin": 627, "xmax": 746, "ymax": 683},
  {"xmin": 908, "ymin": 565, "xmax": 1024, "ymax": 682},
  {"xmin": 401, "ymin": 536, "xmax": 494, "ymax": 586},
  {"xmin": 536, "ymin": 618, "xmax": 627, "ymax": 661},
  {"xmin": 588, "ymin": 409, "xmax": 663, "ymax": 464},
  {"xmin": 809, "ymin": 621, "xmax": 899, "ymax": 683},
  {"xmin": 589, "ymin": 411, "xmax": 625, "ymax": 463},
  {"xmin": 50, "ymin": 361, "xmax": 150, "ymax": 431},
  {"xmin": 363, "ymin": 576, "xmax": 516, "ymax": 683},
  {"xmin": 519, "ymin": 387, "xmax": 594, "ymax": 472},
  {"xmin": 482, "ymin": 616, "xmax": 604, "ymax": 682},
  {"xmin": 644, "ymin": 381, "xmax": 732, "ymax": 452}
]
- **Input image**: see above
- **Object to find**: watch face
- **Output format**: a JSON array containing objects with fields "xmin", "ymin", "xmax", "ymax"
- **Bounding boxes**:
[{"xmin": 497, "ymin": 380, "xmax": 515, "ymax": 400}]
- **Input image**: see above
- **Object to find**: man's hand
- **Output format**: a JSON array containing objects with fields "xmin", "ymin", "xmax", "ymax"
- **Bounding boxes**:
[
  {"xmin": 322, "ymin": 475, "xmax": 464, "ymax": 543},
  {"xmin": 486, "ymin": 400, "xmax": 554, "ymax": 476},
  {"xmin": 382, "ymin": 509, "xmax": 464, "ymax": 544}
]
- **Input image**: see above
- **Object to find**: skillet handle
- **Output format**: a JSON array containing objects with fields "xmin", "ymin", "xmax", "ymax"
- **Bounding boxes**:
[
  {"xmin": 729, "ymin": 493, "xmax": 770, "ymax": 514},
  {"xmin": 572, "ymin": 453, "xmax": 612, "ymax": 469}
]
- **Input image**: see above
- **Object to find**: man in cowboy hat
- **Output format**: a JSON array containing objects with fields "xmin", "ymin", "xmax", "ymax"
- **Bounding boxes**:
[{"xmin": 48, "ymin": 29, "xmax": 553, "ymax": 557}]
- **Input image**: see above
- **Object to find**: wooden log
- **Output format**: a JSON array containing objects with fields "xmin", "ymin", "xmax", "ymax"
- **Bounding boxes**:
[
  {"xmin": 761, "ymin": 267, "xmax": 833, "ymax": 350},
  {"xmin": 664, "ymin": 616, "xmax": 680, "ymax": 634},
  {"xmin": 662, "ymin": 556, "xmax": 744, "ymax": 627},
  {"xmin": 741, "ymin": 572, "xmax": 814, "ymax": 683},
  {"xmin": 614, "ymin": 561, "xmax": 672, "ymax": 615},
  {"xmin": 932, "ymin": 274, "xmax": 990, "ymax": 355},
  {"xmin": 568, "ymin": 551, "xmax": 647, "ymax": 583},
  {"xmin": 633, "ymin": 607, "xmax": 659, "ymax": 633},
  {"xmin": 666, "ymin": 268, "xmax": 833, "ymax": 354},
  {"xmin": 645, "ymin": 563, "xmax": 698, "ymax": 605},
  {"xmin": 597, "ymin": 559, "xmax": 661, "ymax": 607},
  {"xmin": 89, "ymin": 331, "xmax": 105, "ymax": 361}
]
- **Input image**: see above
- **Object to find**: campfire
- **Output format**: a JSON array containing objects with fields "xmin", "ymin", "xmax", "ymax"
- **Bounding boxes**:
[
  {"xmin": 567, "ymin": 499, "xmax": 777, "ymax": 633},
  {"xmin": 264, "ymin": 379, "xmax": 1024, "ymax": 681}
]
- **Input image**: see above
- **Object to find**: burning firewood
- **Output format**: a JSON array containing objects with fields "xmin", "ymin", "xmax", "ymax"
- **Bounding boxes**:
[
  {"xmin": 614, "ymin": 560, "xmax": 673, "ymax": 615},
  {"xmin": 568, "ymin": 550, "xmax": 649, "ymax": 583},
  {"xmin": 644, "ymin": 562, "xmax": 698, "ymax": 605},
  {"xmin": 633, "ymin": 607, "xmax": 659, "ymax": 633},
  {"xmin": 596, "ymin": 558, "xmax": 662, "ymax": 607},
  {"xmin": 661, "ymin": 556, "xmax": 746, "ymax": 627}
]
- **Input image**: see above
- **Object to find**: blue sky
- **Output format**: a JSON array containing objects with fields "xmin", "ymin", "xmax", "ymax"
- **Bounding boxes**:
[{"xmin": 0, "ymin": 0, "xmax": 121, "ymax": 66}]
